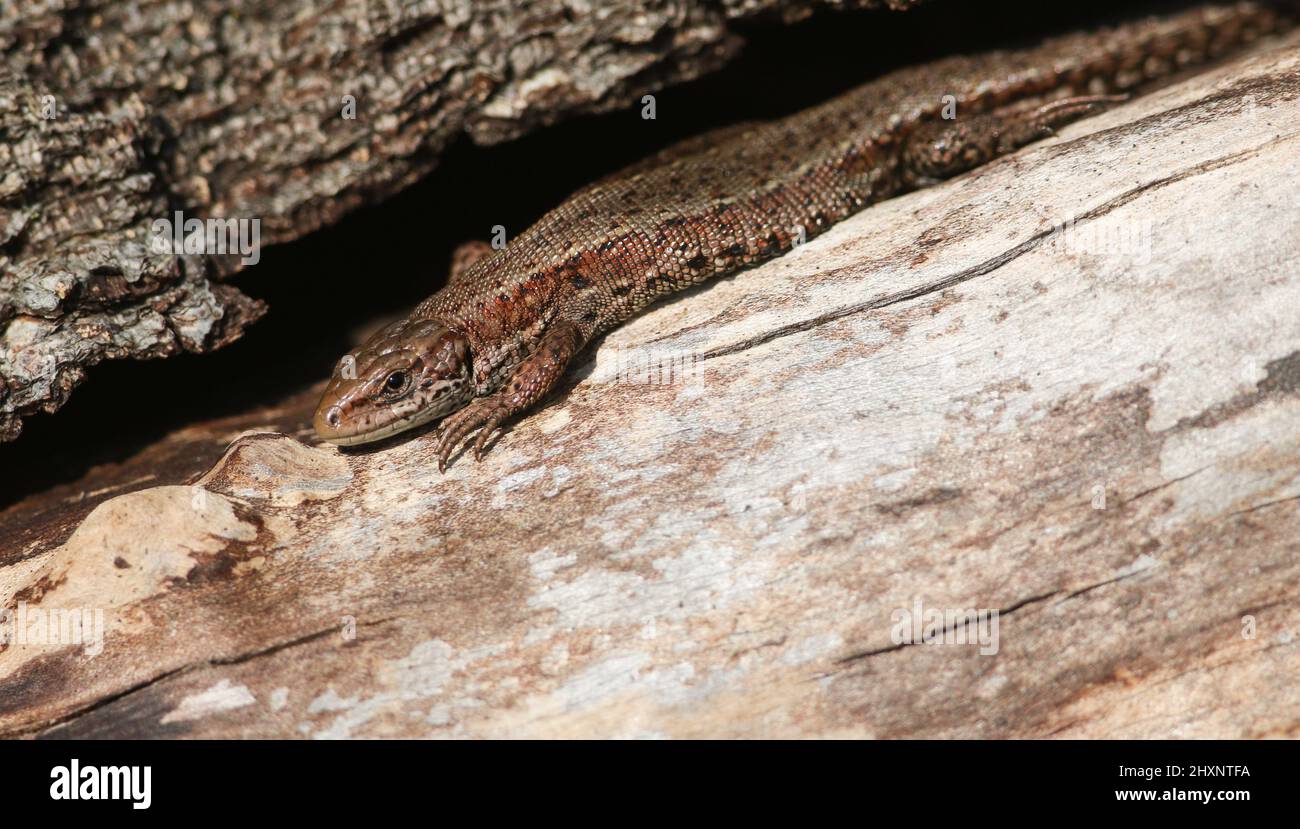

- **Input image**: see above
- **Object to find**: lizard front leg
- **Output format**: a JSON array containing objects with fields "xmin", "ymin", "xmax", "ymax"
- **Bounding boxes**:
[{"xmin": 436, "ymin": 319, "xmax": 585, "ymax": 471}]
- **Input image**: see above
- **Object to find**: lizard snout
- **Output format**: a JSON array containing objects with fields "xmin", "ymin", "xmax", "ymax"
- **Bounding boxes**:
[
  {"xmin": 313, "ymin": 396, "xmax": 362, "ymax": 445},
  {"xmin": 317, "ymin": 405, "xmax": 343, "ymax": 432}
]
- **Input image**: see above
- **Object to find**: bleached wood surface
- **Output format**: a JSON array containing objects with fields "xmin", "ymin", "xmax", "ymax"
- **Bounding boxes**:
[{"xmin": 1, "ymin": 35, "xmax": 1297, "ymax": 738}]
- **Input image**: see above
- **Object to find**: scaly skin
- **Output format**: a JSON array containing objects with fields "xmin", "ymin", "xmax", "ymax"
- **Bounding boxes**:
[{"xmin": 314, "ymin": 2, "xmax": 1292, "ymax": 470}]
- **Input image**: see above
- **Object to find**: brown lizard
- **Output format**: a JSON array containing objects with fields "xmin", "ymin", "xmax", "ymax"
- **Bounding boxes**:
[{"xmin": 314, "ymin": 1, "xmax": 1292, "ymax": 470}]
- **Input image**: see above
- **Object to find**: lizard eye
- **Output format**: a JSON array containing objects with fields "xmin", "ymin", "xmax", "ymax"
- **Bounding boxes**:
[{"xmin": 383, "ymin": 370, "xmax": 409, "ymax": 395}]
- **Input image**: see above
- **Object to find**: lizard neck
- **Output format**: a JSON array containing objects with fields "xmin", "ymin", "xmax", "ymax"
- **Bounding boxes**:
[{"xmin": 415, "ymin": 302, "xmax": 553, "ymax": 397}]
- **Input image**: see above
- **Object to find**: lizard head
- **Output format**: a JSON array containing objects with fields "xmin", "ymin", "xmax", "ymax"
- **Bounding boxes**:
[{"xmin": 313, "ymin": 318, "xmax": 473, "ymax": 446}]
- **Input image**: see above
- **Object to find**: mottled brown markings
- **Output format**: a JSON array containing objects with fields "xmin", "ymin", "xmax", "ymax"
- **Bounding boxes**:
[
  {"xmin": 8, "ymin": 572, "xmax": 68, "ymax": 609},
  {"xmin": 1173, "ymin": 349, "xmax": 1300, "ymax": 431},
  {"xmin": 873, "ymin": 486, "xmax": 966, "ymax": 517},
  {"xmin": 0, "ymin": 647, "xmax": 114, "ymax": 724},
  {"xmin": 178, "ymin": 502, "xmax": 273, "ymax": 587}
]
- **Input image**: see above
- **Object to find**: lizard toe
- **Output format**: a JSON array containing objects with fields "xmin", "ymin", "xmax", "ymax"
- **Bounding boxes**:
[
  {"xmin": 435, "ymin": 397, "xmax": 509, "ymax": 470},
  {"xmin": 472, "ymin": 411, "xmax": 509, "ymax": 461}
]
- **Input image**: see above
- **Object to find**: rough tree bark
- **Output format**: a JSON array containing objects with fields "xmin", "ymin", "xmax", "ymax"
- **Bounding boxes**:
[
  {"xmin": 0, "ymin": 32, "xmax": 1295, "ymax": 738},
  {"xmin": 0, "ymin": 0, "xmax": 918, "ymax": 442}
]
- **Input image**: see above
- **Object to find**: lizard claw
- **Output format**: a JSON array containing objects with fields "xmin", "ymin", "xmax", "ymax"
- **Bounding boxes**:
[
  {"xmin": 435, "ymin": 397, "xmax": 508, "ymax": 471},
  {"xmin": 472, "ymin": 411, "xmax": 508, "ymax": 461}
]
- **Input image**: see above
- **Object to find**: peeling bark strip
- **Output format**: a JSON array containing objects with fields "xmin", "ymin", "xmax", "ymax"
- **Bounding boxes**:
[
  {"xmin": 0, "ymin": 38, "xmax": 1297, "ymax": 738},
  {"xmin": 0, "ymin": 0, "xmax": 919, "ymax": 443}
]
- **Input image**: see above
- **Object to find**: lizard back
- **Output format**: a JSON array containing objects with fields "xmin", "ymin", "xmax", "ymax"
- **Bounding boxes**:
[{"xmin": 418, "ymin": 1, "xmax": 1289, "ymax": 392}]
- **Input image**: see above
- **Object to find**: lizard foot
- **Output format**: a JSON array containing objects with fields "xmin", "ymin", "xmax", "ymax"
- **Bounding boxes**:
[
  {"xmin": 435, "ymin": 396, "xmax": 510, "ymax": 472},
  {"xmin": 434, "ymin": 319, "xmax": 586, "ymax": 473}
]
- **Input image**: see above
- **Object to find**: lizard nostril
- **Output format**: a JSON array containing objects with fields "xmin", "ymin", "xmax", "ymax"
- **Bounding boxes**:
[{"xmin": 325, "ymin": 407, "xmax": 342, "ymax": 429}]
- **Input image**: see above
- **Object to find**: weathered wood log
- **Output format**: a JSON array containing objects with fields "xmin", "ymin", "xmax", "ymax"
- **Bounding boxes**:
[
  {"xmin": 0, "ymin": 27, "xmax": 1297, "ymax": 739},
  {"xmin": 0, "ymin": 0, "xmax": 918, "ymax": 443}
]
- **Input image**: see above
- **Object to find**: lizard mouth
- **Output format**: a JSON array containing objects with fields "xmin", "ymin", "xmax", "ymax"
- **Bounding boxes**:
[{"xmin": 314, "ymin": 403, "xmax": 446, "ymax": 447}]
